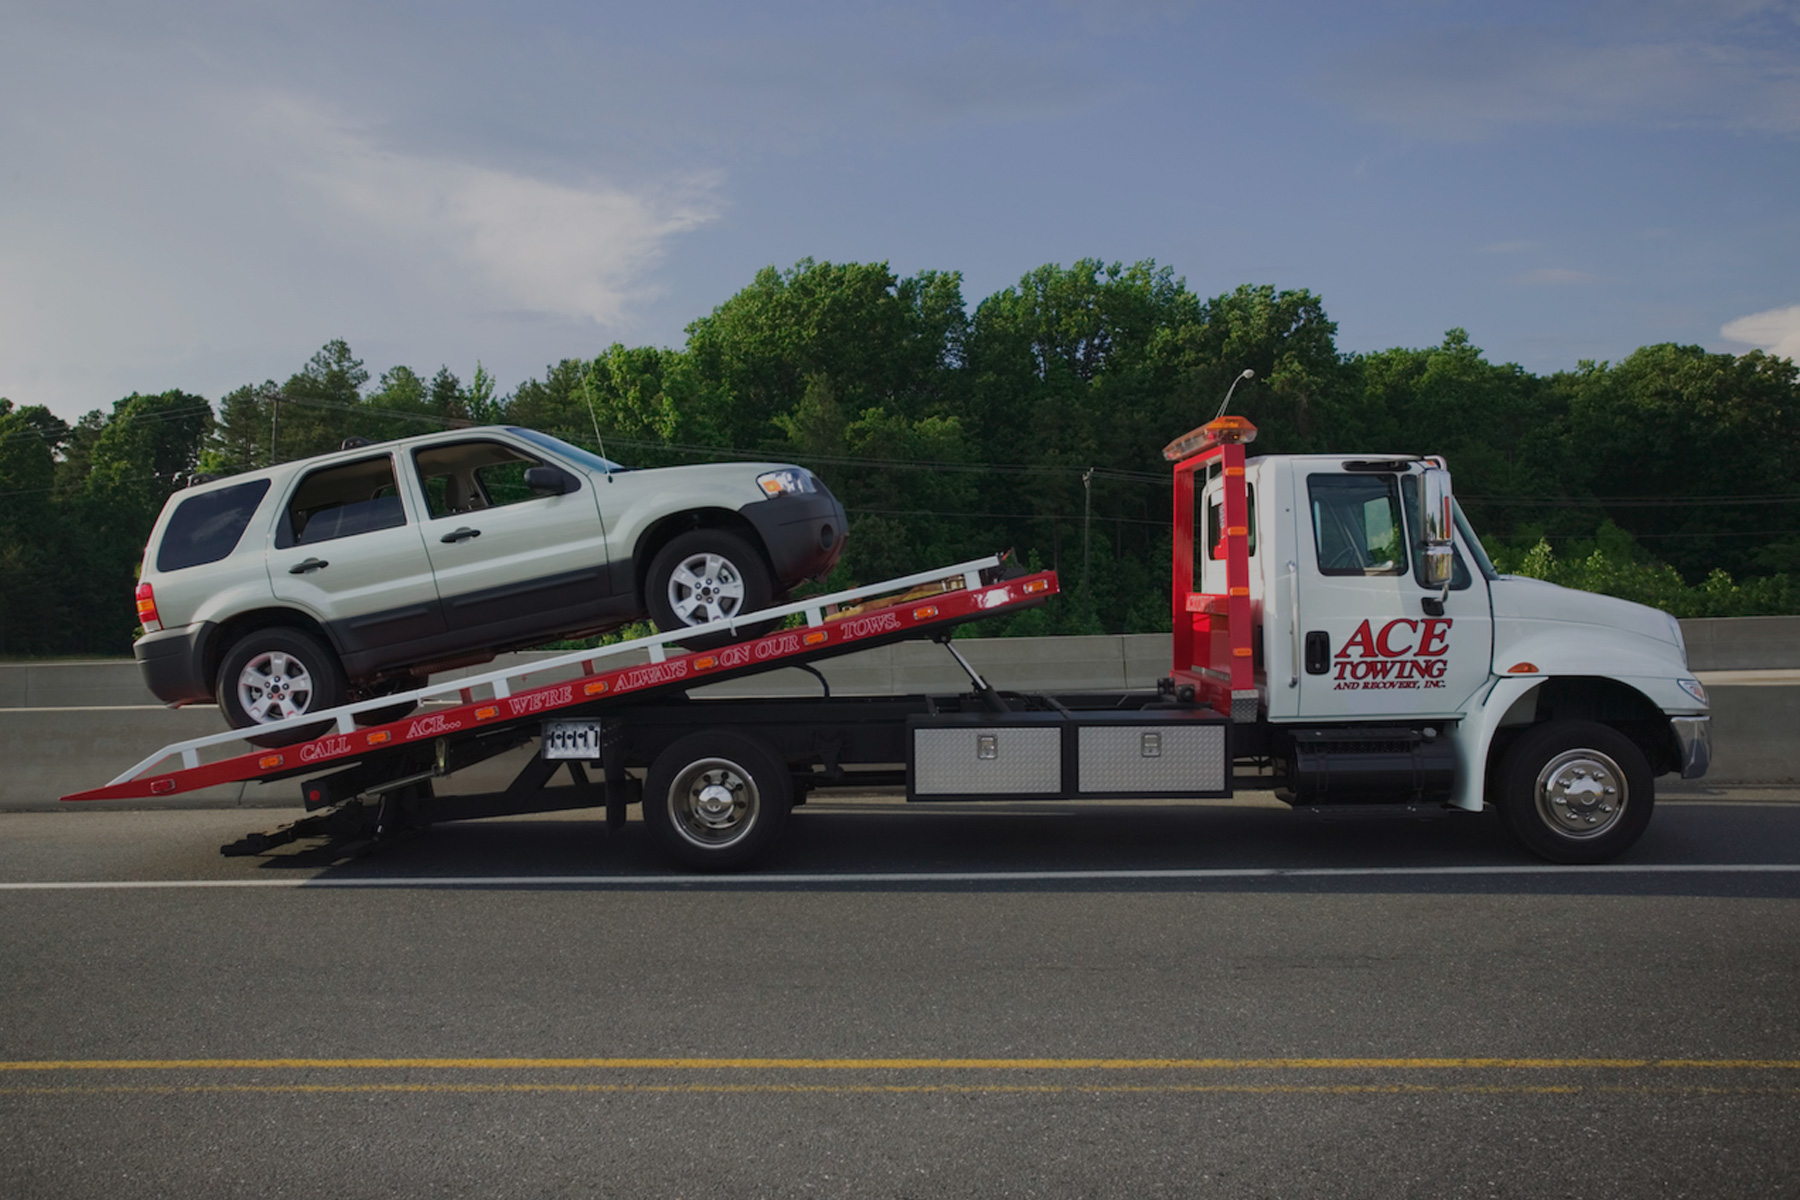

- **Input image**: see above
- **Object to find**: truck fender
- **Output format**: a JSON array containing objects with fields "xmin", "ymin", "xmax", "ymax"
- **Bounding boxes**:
[{"xmin": 1449, "ymin": 675, "xmax": 1542, "ymax": 812}]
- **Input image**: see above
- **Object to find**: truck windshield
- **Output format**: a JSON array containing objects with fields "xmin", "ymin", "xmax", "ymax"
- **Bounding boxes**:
[
  {"xmin": 1453, "ymin": 501, "xmax": 1501, "ymax": 581},
  {"xmin": 508, "ymin": 428, "xmax": 627, "ymax": 474}
]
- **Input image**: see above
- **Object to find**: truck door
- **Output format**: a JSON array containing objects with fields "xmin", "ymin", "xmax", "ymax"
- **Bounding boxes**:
[{"xmin": 1292, "ymin": 466, "xmax": 1491, "ymax": 720}]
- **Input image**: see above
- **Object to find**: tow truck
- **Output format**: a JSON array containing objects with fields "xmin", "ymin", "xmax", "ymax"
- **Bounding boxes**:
[{"xmin": 66, "ymin": 415, "xmax": 1712, "ymax": 867}]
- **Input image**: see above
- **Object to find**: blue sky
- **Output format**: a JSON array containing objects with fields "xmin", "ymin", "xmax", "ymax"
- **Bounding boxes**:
[{"xmin": 3, "ymin": 0, "xmax": 1797, "ymax": 422}]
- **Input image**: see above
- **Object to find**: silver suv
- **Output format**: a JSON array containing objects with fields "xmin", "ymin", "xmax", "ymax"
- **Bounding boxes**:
[{"xmin": 133, "ymin": 427, "xmax": 846, "ymax": 740}]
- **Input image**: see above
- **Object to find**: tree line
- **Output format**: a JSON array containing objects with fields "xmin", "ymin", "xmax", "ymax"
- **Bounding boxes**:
[{"xmin": 2, "ymin": 257, "xmax": 1795, "ymax": 657}]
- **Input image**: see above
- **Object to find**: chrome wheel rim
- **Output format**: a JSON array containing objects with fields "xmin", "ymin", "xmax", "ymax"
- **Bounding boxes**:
[
  {"xmin": 1535, "ymin": 748, "xmax": 1627, "ymax": 839},
  {"xmin": 236, "ymin": 651, "xmax": 316, "ymax": 724},
  {"xmin": 666, "ymin": 552, "xmax": 747, "ymax": 626},
  {"xmin": 667, "ymin": 757, "xmax": 759, "ymax": 849}
]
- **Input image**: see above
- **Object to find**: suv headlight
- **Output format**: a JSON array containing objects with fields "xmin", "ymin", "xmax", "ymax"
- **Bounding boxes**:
[{"xmin": 756, "ymin": 469, "xmax": 813, "ymax": 497}]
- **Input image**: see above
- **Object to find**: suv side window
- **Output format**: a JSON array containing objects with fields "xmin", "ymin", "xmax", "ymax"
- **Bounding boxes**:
[
  {"xmin": 1308, "ymin": 474, "xmax": 1407, "ymax": 576},
  {"xmin": 156, "ymin": 479, "xmax": 272, "ymax": 571},
  {"xmin": 412, "ymin": 440, "xmax": 569, "ymax": 519},
  {"xmin": 276, "ymin": 456, "xmax": 407, "ymax": 548}
]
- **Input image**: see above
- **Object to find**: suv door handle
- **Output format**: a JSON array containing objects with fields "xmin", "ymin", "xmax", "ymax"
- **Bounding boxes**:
[
  {"xmin": 440, "ymin": 527, "xmax": 482, "ymax": 544},
  {"xmin": 287, "ymin": 557, "xmax": 329, "ymax": 575}
]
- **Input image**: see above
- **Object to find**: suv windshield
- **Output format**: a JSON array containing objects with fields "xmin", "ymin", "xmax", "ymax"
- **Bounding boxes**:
[{"xmin": 509, "ymin": 428, "xmax": 626, "ymax": 474}]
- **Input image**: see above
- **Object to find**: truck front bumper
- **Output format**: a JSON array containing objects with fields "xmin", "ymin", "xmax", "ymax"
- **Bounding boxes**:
[{"xmin": 1670, "ymin": 715, "xmax": 1711, "ymax": 779}]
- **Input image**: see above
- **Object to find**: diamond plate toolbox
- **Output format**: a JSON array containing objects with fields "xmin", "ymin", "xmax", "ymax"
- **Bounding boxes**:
[
  {"xmin": 1076, "ymin": 723, "xmax": 1225, "ymax": 794},
  {"xmin": 912, "ymin": 726, "xmax": 1062, "ymax": 796}
]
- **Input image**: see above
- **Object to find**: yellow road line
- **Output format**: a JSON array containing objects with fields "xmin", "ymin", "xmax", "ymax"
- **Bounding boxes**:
[
  {"xmin": 3, "ymin": 1083, "xmax": 1798, "ymax": 1097},
  {"xmin": 3, "ymin": 1057, "xmax": 1800, "ymax": 1072}
]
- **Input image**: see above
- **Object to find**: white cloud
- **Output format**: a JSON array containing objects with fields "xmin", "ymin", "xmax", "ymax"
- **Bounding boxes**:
[
  {"xmin": 1722, "ymin": 304, "xmax": 1800, "ymax": 359},
  {"xmin": 1320, "ymin": 23, "xmax": 1800, "ymax": 139},
  {"xmin": 255, "ymin": 97, "xmax": 722, "ymax": 326}
]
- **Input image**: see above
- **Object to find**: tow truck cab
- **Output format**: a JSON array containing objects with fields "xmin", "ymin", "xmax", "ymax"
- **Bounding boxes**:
[{"xmin": 1171, "ymin": 415, "xmax": 1711, "ymax": 861}]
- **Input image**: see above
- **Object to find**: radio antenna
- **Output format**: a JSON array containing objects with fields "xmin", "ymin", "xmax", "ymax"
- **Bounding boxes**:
[{"xmin": 578, "ymin": 362, "xmax": 610, "ymax": 473}]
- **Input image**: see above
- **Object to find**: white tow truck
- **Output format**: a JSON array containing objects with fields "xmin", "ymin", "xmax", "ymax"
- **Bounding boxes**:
[{"xmin": 70, "ymin": 414, "xmax": 1710, "ymax": 868}]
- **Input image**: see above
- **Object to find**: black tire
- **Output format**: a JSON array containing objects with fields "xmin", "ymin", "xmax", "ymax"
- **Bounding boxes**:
[
  {"xmin": 1494, "ymin": 719, "xmax": 1654, "ymax": 864},
  {"xmin": 645, "ymin": 529, "xmax": 775, "ymax": 648},
  {"xmin": 642, "ymin": 731, "xmax": 792, "ymax": 870},
  {"xmin": 216, "ymin": 627, "xmax": 348, "ymax": 747}
]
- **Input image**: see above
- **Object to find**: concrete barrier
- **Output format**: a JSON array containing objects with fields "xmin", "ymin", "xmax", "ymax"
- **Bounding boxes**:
[
  {"xmin": 1680, "ymin": 616, "xmax": 1800, "ymax": 672},
  {"xmin": 3, "ymin": 628, "xmax": 1793, "ymax": 811}
]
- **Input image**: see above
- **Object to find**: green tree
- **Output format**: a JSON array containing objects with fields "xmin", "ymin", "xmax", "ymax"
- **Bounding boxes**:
[
  {"xmin": 1560, "ymin": 345, "xmax": 1800, "ymax": 580},
  {"xmin": 66, "ymin": 391, "xmax": 214, "ymax": 652}
]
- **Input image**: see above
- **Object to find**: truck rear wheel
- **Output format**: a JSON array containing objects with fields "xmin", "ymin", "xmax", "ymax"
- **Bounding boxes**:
[
  {"xmin": 642, "ymin": 731, "xmax": 792, "ymax": 870},
  {"xmin": 1495, "ymin": 719, "xmax": 1653, "ymax": 864}
]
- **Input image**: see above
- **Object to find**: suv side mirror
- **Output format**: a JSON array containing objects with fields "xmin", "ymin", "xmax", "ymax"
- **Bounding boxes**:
[
  {"xmin": 524, "ymin": 465, "xmax": 569, "ymax": 495},
  {"xmin": 1418, "ymin": 466, "xmax": 1454, "ymax": 587}
]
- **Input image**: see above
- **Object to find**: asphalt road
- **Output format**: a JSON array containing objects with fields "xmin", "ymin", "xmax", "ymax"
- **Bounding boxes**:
[{"xmin": 4, "ymin": 794, "xmax": 1799, "ymax": 1198}]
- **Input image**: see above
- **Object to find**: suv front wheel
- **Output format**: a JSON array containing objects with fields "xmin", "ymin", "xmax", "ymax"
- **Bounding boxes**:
[
  {"xmin": 216, "ymin": 627, "xmax": 347, "ymax": 747},
  {"xmin": 645, "ymin": 529, "xmax": 775, "ymax": 648}
]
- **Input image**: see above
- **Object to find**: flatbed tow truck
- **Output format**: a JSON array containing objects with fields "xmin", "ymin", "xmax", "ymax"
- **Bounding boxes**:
[{"xmin": 67, "ymin": 415, "xmax": 1712, "ymax": 868}]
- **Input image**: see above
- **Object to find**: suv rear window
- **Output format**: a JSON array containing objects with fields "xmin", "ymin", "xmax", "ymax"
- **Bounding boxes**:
[
  {"xmin": 278, "ymin": 457, "xmax": 407, "ymax": 548},
  {"xmin": 156, "ymin": 480, "xmax": 272, "ymax": 572}
]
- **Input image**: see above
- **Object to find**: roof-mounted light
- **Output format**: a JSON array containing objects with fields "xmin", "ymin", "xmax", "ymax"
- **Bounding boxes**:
[{"xmin": 1162, "ymin": 416, "xmax": 1259, "ymax": 462}]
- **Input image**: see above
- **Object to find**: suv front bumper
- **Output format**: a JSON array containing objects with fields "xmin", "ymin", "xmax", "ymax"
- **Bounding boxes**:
[
  {"xmin": 1670, "ymin": 715, "xmax": 1711, "ymax": 779},
  {"xmin": 740, "ymin": 490, "xmax": 849, "ymax": 585},
  {"xmin": 134, "ymin": 623, "xmax": 216, "ymax": 706}
]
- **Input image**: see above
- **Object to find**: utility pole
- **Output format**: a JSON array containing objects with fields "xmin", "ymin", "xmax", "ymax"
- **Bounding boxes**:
[{"xmin": 1082, "ymin": 467, "xmax": 1094, "ymax": 596}]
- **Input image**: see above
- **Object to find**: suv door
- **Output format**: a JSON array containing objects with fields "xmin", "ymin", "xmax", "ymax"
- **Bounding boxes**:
[
  {"xmin": 410, "ymin": 437, "xmax": 614, "ymax": 638},
  {"xmin": 267, "ymin": 454, "xmax": 446, "ymax": 669},
  {"xmin": 1293, "ymin": 466, "xmax": 1493, "ymax": 720}
]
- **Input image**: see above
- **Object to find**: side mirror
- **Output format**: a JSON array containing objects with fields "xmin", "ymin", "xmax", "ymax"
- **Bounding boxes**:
[
  {"xmin": 524, "ymin": 465, "xmax": 568, "ymax": 495},
  {"xmin": 1418, "ymin": 466, "xmax": 1454, "ymax": 587}
]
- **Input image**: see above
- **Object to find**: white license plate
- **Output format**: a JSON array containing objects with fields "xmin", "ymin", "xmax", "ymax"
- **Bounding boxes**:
[{"xmin": 542, "ymin": 719, "xmax": 603, "ymax": 760}]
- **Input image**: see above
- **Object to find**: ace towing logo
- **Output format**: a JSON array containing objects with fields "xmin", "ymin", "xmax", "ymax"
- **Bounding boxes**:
[{"xmin": 1333, "ymin": 618, "xmax": 1452, "ymax": 690}]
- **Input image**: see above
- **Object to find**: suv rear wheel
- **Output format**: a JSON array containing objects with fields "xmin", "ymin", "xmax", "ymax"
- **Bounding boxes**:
[{"xmin": 216, "ymin": 627, "xmax": 347, "ymax": 747}]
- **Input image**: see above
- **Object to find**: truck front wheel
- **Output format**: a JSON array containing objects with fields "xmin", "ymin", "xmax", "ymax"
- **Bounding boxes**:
[
  {"xmin": 642, "ymin": 731, "xmax": 792, "ymax": 870},
  {"xmin": 1495, "ymin": 719, "xmax": 1653, "ymax": 864}
]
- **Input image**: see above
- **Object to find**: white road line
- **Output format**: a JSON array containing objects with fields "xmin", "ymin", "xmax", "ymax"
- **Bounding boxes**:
[{"xmin": 2, "ymin": 864, "xmax": 1800, "ymax": 890}]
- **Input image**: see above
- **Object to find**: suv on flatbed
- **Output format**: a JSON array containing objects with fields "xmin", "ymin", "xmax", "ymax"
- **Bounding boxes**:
[{"xmin": 133, "ymin": 426, "xmax": 846, "ymax": 740}]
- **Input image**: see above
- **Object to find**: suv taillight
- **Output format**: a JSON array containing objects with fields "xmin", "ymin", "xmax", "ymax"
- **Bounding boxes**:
[{"xmin": 135, "ymin": 582, "xmax": 162, "ymax": 632}]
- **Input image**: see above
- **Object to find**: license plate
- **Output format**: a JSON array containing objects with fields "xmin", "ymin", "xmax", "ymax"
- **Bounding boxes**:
[{"xmin": 542, "ymin": 719, "xmax": 603, "ymax": 760}]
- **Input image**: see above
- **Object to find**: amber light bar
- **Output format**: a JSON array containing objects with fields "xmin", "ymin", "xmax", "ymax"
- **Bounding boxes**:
[{"xmin": 1162, "ymin": 415, "xmax": 1259, "ymax": 462}]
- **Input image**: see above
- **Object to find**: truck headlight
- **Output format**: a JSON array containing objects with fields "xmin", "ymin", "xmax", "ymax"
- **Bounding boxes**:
[
  {"xmin": 1677, "ymin": 677, "xmax": 1707, "ymax": 706},
  {"xmin": 756, "ymin": 469, "xmax": 813, "ymax": 497}
]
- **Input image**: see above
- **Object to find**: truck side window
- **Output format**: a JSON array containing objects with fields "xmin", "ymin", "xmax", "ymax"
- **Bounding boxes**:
[
  {"xmin": 156, "ymin": 479, "xmax": 272, "ymax": 571},
  {"xmin": 1308, "ymin": 474, "xmax": 1407, "ymax": 576},
  {"xmin": 276, "ymin": 457, "xmax": 408, "ymax": 548},
  {"xmin": 413, "ymin": 440, "xmax": 569, "ymax": 519},
  {"xmin": 1204, "ymin": 485, "xmax": 1257, "ymax": 562}
]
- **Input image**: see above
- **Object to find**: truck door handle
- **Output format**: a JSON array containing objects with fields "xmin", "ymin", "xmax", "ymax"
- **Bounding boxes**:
[
  {"xmin": 1304, "ymin": 631, "xmax": 1330, "ymax": 675},
  {"xmin": 287, "ymin": 557, "xmax": 329, "ymax": 574},
  {"xmin": 440, "ymin": 526, "xmax": 482, "ymax": 543}
]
